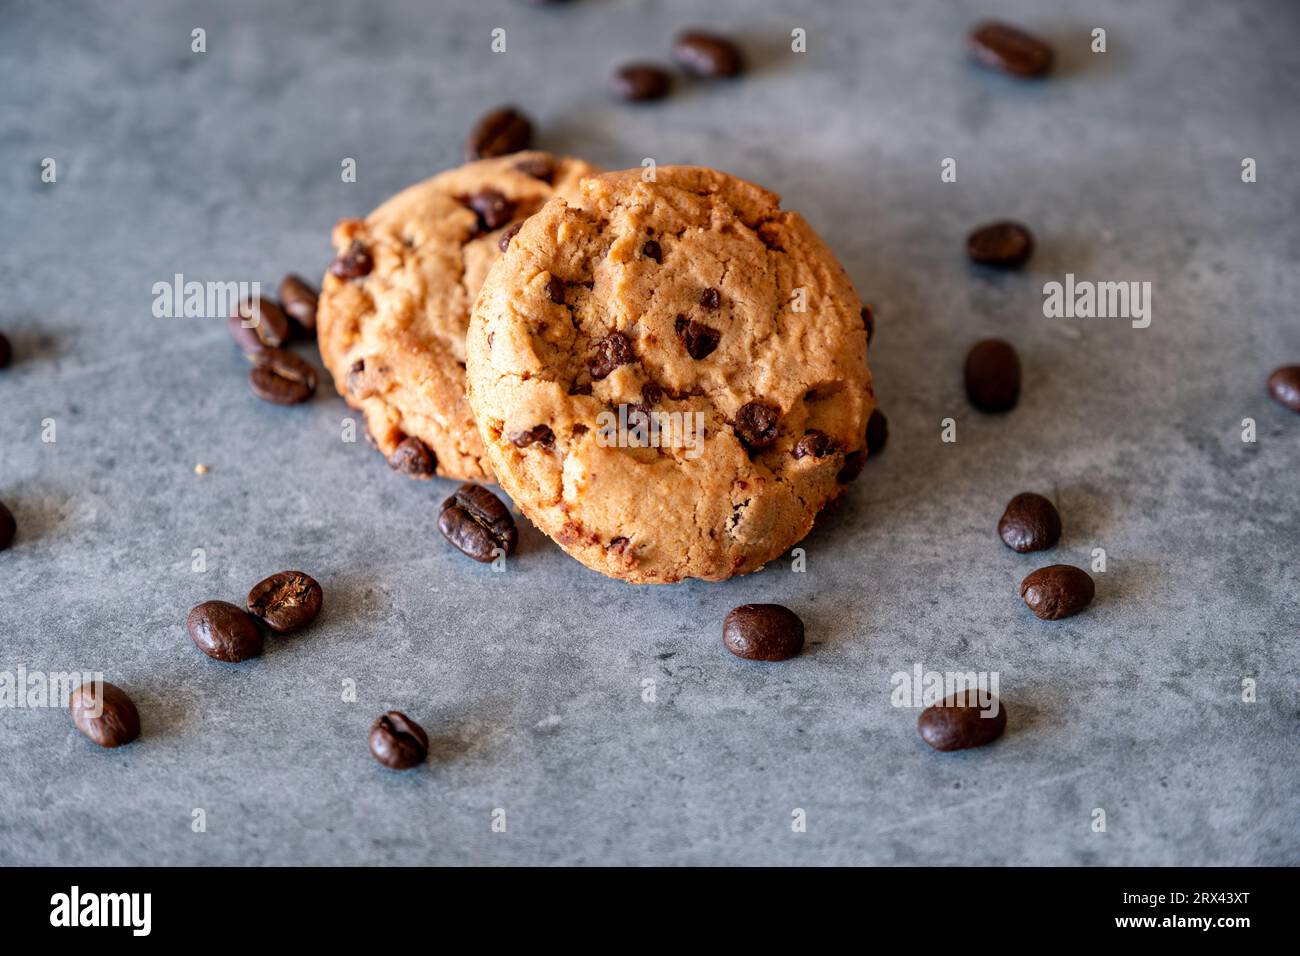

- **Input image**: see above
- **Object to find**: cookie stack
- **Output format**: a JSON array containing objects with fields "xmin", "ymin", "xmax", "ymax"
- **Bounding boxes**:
[{"xmin": 319, "ymin": 161, "xmax": 875, "ymax": 583}]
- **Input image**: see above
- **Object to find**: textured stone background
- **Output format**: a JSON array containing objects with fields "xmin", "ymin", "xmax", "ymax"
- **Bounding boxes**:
[{"xmin": 1, "ymin": 0, "xmax": 1296, "ymax": 865}]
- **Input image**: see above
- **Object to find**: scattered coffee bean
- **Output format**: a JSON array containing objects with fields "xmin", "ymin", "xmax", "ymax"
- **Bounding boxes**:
[
  {"xmin": 498, "ymin": 221, "xmax": 524, "ymax": 252},
  {"xmin": 642, "ymin": 239, "xmax": 663, "ymax": 263},
  {"xmin": 969, "ymin": 21, "xmax": 1054, "ymax": 78},
  {"xmin": 68, "ymin": 681, "xmax": 141, "ymax": 748},
  {"xmin": 228, "ymin": 297, "xmax": 290, "ymax": 353},
  {"xmin": 388, "ymin": 435, "xmax": 436, "ymax": 476},
  {"xmin": 438, "ymin": 484, "xmax": 519, "ymax": 563},
  {"xmin": 967, "ymin": 220, "xmax": 1034, "ymax": 267},
  {"xmin": 918, "ymin": 693, "xmax": 1007, "ymax": 751},
  {"xmin": 278, "ymin": 275, "xmax": 319, "ymax": 335},
  {"xmin": 1267, "ymin": 365, "xmax": 1300, "ymax": 413},
  {"xmin": 998, "ymin": 492, "xmax": 1061, "ymax": 553},
  {"xmin": 964, "ymin": 338, "xmax": 1021, "ymax": 412},
  {"xmin": 734, "ymin": 400, "xmax": 781, "ymax": 451},
  {"xmin": 673, "ymin": 30, "xmax": 744, "ymax": 78},
  {"xmin": 248, "ymin": 348, "xmax": 318, "ymax": 405},
  {"xmin": 1019, "ymin": 565, "xmax": 1095, "ymax": 620},
  {"xmin": 0, "ymin": 331, "xmax": 11, "ymax": 368},
  {"xmin": 369, "ymin": 711, "xmax": 428, "ymax": 770},
  {"xmin": 329, "ymin": 240, "xmax": 373, "ymax": 279},
  {"xmin": 588, "ymin": 331, "xmax": 635, "ymax": 379},
  {"xmin": 700, "ymin": 287, "xmax": 721, "ymax": 310},
  {"xmin": 514, "ymin": 155, "xmax": 555, "ymax": 182},
  {"xmin": 612, "ymin": 64, "xmax": 671, "ymax": 102},
  {"xmin": 547, "ymin": 276, "xmax": 566, "ymax": 304},
  {"xmin": 0, "ymin": 501, "xmax": 14, "ymax": 551},
  {"xmin": 247, "ymin": 570, "xmax": 323, "ymax": 634},
  {"xmin": 187, "ymin": 600, "xmax": 264, "ymax": 662},
  {"xmin": 723, "ymin": 604, "xmax": 805, "ymax": 661},
  {"xmin": 465, "ymin": 105, "xmax": 533, "ymax": 160},
  {"xmin": 467, "ymin": 188, "xmax": 515, "ymax": 231},
  {"xmin": 675, "ymin": 315, "xmax": 721, "ymax": 359},
  {"xmin": 861, "ymin": 304, "xmax": 875, "ymax": 344},
  {"xmin": 510, "ymin": 424, "xmax": 555, "ymax": 449},
  {"xmin": 792, "ymin": 430, "xmax": 838, "ymax": 459}
]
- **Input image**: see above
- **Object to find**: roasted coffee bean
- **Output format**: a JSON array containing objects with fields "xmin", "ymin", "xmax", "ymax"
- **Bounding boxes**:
[
  {"xmin": 0, "ymin": 331, "xmax": 11, "ymax": 368},
  {"xmin": 723, "ymin": 604, "xmax": 805, "ymax": 661},
  {"xmin": 68, "ymin": 681, "xmax": 141, "ymax": 748},
  {"xmin": 918, "ymin": 693, "xmax": 1007, "ymax": 751},
  {"xmin": 369, "ymin": 711, "xmax": 428, "ymax": 770},
  {"xmin": 642, "ymin": 239, "xmax": 663, "ymax": 263},
  {"xmin": 861, "ymin": 304, "xmax": 875, "ymax": 343},
  {"xmin": 0, "ymin": 500, "xmax": 14, "ymax": 551},
  {"xmin": 865, "ymin": 408, "xmax": 888, "ymax": 454},
  {"xmin": 278, "ymin": 275, "xmax": 318, "ymax": 335},
  {"xmin": 388, "ymin": 435, "xmax": 436, "ymax": 476},
  {"xmin": 588, "ymin": 331, "xmax": 635, "ymax": 379},
  {"xmin": 547, "ymin": 276, "xmax": 566, "ymax": 304},
  {"xmin": 734, "ymin": 400, "xmax": 780, "ymax": 451},
  {"xmin": 673, "ymin": 30, "xmax": 744, "ymax": 78},
  {"xmin": 967, "ymin": 220, "xmax": 1034, "ymax": 267},
  {"xmin": 329, "ymin": 240, "xmax": 373, "ymax": 279},
  {"xmin": 438, "ymin": 484, "xmax": 519, "ymax": 562},
  {"xmin": 998, "ymin": 492, "xmax": 1061, "ymax": 553},
  {"xmin": 229, "ymin": 297, "xmax": 290, "ymax": 353},
  {"xmin": 510, "ymin": 424, "xmax": 554, "ymax": 449},
  {"xmin": 465, "ymin": 105, "xmax": 533, "ymax": 160},
  {"xmin": 792, "ymin": 430, "xmax": 838, "ymax": 460},
  {"xmin": 1267, "ymin": 365, "xmax": 1300, "ymax": 413},
  {"xmin": 187, "ymin": 600, "xmax": 264, "ymax": 662},
  {"xmin": 467, "ymin": 188, "xmax": 515, "ymax": 231},
  {"xmin": 970, "ymin": 21, "xmax": 1054, "ymax": 77},
  {"xmin": 498, "ymin": 221, "xmax": 524, "ymax": 252},
  {"xmin": 612, "ymin": 64, "xmax": 671, "ymax": 102},
  {"xmin": 675, "ymin": 315, "xmax": 721, "ymax": 359},
  {"xmin": 964, "ymin": 338, "xmax": 1021, "ymax": 412},
  {"xmin": 700, "ymin": 287, "xmax": 721, "ymax": 310},
  {"xmin": 247, "ymin": 570, "xmax": 323, "ymax": 634},
  {"xmin": 249, "ymin": 348, "xmax": 317, "ymax": 405},
  {"xmin": 514, "ymin": 155, "xmax": 555, "ymax": 182},
  {"xmin": 1020, "ymin": 565, "xmax": 1095, "ymax": 620}
]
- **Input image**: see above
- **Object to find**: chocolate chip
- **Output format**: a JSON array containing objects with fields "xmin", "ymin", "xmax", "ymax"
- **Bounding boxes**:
[
  {"xmin": 369, "ymin": 711, "xmax": 428, "ymax": 770},
  {"xmin": 673, "ymin": 31, "xmax": 745, "ymax": 78},
  {"xmin": 247, "ymin": 570, "xmax": 323, "ymax": 634},
  {"xmin": 792, "ymin": 430, "xmax": 839, "ymax": 459},
  {"xmin": 389, "ymin": 436, "xmax": 436, "ymax": 477},
  {"xmin": 513, "ymin": 155, "xmax": 555, "ymax": 182},
  {"xmin": 346, "ymin": 358, "xmax": 370, "ymax": 397},
  {"xmin": 0, "ymin": 331, "xmax": 11, "ymax": 368},
  {"xmin": 547, "ymin": 276, "xmax": 566, "ymax": 304},
  {"xmin": 866, "ymin": 409, "xmax": 888, "ymax": 454},
  {"xmin": 1020, "ymin": 565, "xmax": 1095, "ymax": 620},
  {"xmin": 642, "ymin": 239, "xmax": 662, "ymax": 263},
  {"xmin": 700, "ymin": 287, "xmax": 721, "ymax": 309},
  {"xmin": 330, "ymin": 240, "xmax": 373, "ymax": 279},
  {"xmin": 465, "ymin": 105, "xmax": 533, "ymax": 160},
  {"xmin": 967, "ymin": 221, "xmax": 1034, "ymax": 267},
  {"xmin": 918, "ymin": 693, "xmax": 1007, "ymax": 752},
  {"xmin": 641, "ymin": 382, "xmax": 664, "ymax": 406},
  {"xmin": 228, "ymin": 297, "xmax": 290, "ymax": 353},
  {"xmin": 588, "ymin": 331, "xmax": 635, "ymax": 379},
  {"xmin": 861, "ymin": 304, "xmax": 875, "ymax": 343},
  {"xmin": 438, "ymin": 484, "xmax": 519, "ymax": 563},
  {"xmin": 498, "ymin": 221, "xmax": 523, "ymax": 252},
  {"xmin": 723, "ymin": 604, "xmax": 805, "ymax": 661},
  {"xmin": 187, "ymin": 600, "xmax": 264, "ymax": 662},
  {"xmin": 0, "ymin": 500, "xmax": 14, "ymax": 551},
  {"xmin": 510, "ymin": 424, "xmax": 554, "ymax": 449},
  {"xmin": 278, "ymin": 275, "xmax": 318, "ymax": 335},
  {"xmin": 837, "ymin": 451, "xmax": 865, "ymax": 483},
  {"xmin": 998, "ymin": 493, "xmax": 1061, "ymax": 553},
  {"xmin": 964, "ymin": 338, "xmax": 1021, "ymax": 412},
  {"xmin": 675, "ymin": 314, "xmax": 721, "ymax": 359},
  {"xmin": 248, "ymin": 348, "xmax": 317, "ymax": 405},
  {"xmin": 734, "ymin": 400, "xmax": 781, "ymax": 451},
  {"xmin": 68, "ymin": 681, "xmax": 141, "ymax": 748},
  {"xmin": 466, "ymin": 188, "xmax": 516, "ymax": 232},
  {"xmin": 612, "ymin": 64, "xmax": 671, "ymax": 102},
  {"xmin": 1267, "ymin": 365, "xmax": 1300, "ymax": 413},
  {"xmin": 970, "ymin": 21, "xmax": 1055, "ymax": 78}
]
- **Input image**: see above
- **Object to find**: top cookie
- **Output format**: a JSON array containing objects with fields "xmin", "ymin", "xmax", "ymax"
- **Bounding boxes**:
[
  {"xmin": 466, "ymin": 166, "xmax": 875, "ymax": 583},
  {"xmin": 317, "ymin": 152, "xmax": 599, "ymax": 481}
]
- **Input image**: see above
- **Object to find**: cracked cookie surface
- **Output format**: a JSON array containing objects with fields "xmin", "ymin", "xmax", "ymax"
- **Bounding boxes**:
[
  {"xmin": 466, "ymin": 166, "xmax": 875, "ymax": 583},
  {"xmin": 317, "ymin": 152, "xmax": 600, "ymax": 481}
]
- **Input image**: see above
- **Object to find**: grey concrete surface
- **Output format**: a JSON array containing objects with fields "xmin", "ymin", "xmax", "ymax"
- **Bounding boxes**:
[{"xmin": 1, "ymin": 0, "xmax": 1297, "ymax": 866}]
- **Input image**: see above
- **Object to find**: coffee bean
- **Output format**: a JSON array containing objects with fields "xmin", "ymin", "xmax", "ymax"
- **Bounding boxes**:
[
  {"xmin": 229, "ymin": 297, "xmax": 290, "ymax": 353},
  {"xmin": 918, "ymin": 693, "xmax": 1007, "ymax": 751},
  {"xmin": 612, "ymin": 64, "xmax": 671, "ymax": 102},
  {"xmin": 187, "ymin": 600, "xmax": 264, "ymax": 662},
  {"xmin": 68, "ymin": 681, "xmax": 141, "ymax": 748},
  {"xmin": 861, "ymin": 304, "xmax": 875, "ymax": 343},
  {"xmin": 510, "ymin": 424, "xmax": 554, "ymax": 449},
  {"xmin": 998, "ymin": 492, "xmax": 1061, "ymax": 553},
  {"xmin": 723, "ymin": 604, "xmax": 805, "ymax": 661},
  {"xmin": 866, "ymin": 408, "xmax": 888, "ymax": 454},
  {"xmin": 1019, "ymin": 565, "xmax": 1094, "ymax": 620},
  {"xmin": 466, "ymin": 188, "xmax": 515, "ymax": 231},
  {"xmin": 675, "ymin": 314, "xmax": 721, "ymax": 359},
  {"xmin": 642, "ymin": 239, "xmax": 662, "ymax": 263},
  {"xmin": 547, "ymin": 276, "xmax": 566, "ymax": 304},
  {"xmin": 967, "ymin": 220, "xmax": 1034, "ymax": 267},
  {"xmin": 329, "ymin": 240, "xmax": 373, "ymax": 279},
  {"xmin": 792, "ymin": 430, "xmax": 838, "ymax": 459},
  {"xmin": 1267, "ymin": 365, "xmax": 1300, "ymax": 413},
  {"xmin": 438, "ymin": 484, "xmax": 518, "ymax": 563},
  {"xmin": 278, "ymin": 275, "xmax": 318, "ymax": 335},
  {"xmin": 969, "ymin": 21, "xmax": 1054, "ymax": 78},
  {"xmin": 465, "ymin": 105, "xmax": 533, "ymax": 160},
  {"xmin": 514, "ymin": 155, "xmax": 555, "ymax": 182},
  {"xmin": 388, "ymin": 435, "xmax": 436, "ymax": 476},
  {"xmin": 734, "ymin": 400, "xmax": 780, "ymax": 451},
  {"xmin": 248, "ymin": 348, "xmax": 317, "ymax": 405},
  {"xmin": 0, "ymin": 331, "xmax": 11, "ymax": 368},
  {"xmin": 700, "ymin": 287, "xmax": 721, "ymax": 310},
  {"xmin": 247, "ymin": 570, "xmax": 323, "ymax": 634},
  {"xmin": 588, "ymin": 331, "xmax": 635, "ymax": 379},
  {"xmin": 369, "ymin": 711, "xmax": 428, "ymax": 770},
  {"xmin": 0, "ymin": 500, "xmax": 14, "ymax": 551},
  {"xmin": 964, "ymin": 338, "xmax": 1021, "ymax": 412},
  {"xmin": 498, "ymin": 221, "xmax": 523, "ymax": 252},
  {"xmin": 673, "ymin": 31, "xmax": 744, "ymax": 78}
]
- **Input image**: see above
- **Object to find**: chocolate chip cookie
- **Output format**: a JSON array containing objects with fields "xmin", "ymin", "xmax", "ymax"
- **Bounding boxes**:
[
  {"xmin": 466, "ymin": 166, "xmax": 875, "ymax": 583},
  {"xmin": 317, "ymin": 152, "xmax": 600, "ymax": 481}
]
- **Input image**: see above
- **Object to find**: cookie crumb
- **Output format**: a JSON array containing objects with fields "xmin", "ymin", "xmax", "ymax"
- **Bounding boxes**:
[{"xmin": 194, "ymin": 463, "xmax": 209, "ymax": 475}]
